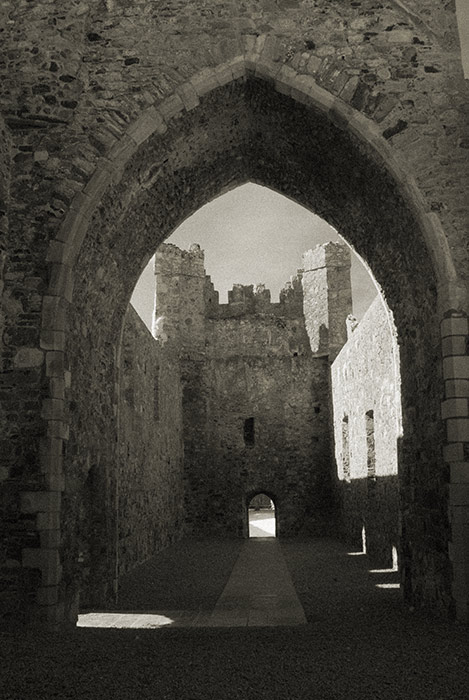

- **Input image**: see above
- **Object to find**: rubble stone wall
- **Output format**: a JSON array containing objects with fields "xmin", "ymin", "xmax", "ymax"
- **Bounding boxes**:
[
  {"xmin": 117, "ymin": 306, "xmax": 184, "ymax": 579},
  {"xmin": 0, "ymin": 0, "xmax": 467, "ymax": 624},
  {"xmin": 184, "ymin": 307, "xmax": 333, "ymax": 537},
  {"xmin": 154, "ymin": 242, "xmax": 340, "ymax": 538}
]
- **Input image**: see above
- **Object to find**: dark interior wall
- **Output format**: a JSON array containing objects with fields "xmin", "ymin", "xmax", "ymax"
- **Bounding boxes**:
[{"xmin": 117, "ymin": 307, "xmax": 184, "ymax": 581}]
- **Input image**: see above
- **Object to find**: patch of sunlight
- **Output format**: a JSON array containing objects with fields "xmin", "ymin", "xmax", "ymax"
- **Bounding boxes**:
[
  {"xmin": 369, "ymin": 567, "xmax": 396, "ymax": 574},
  {"xmin": 375, "ymin": 583, "xmax": 400, "ymax": 589},
  {"xmin": 77, "ymin": 612, "xmax": 174, "ymax": 628},
  {"xmin": 249, "ymin": 510, "xmax": 276, "ymax": 538}
]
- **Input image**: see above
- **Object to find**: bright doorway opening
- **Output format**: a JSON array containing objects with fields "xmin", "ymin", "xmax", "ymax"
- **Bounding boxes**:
[{"xmin": 248, "ymin": 494, "xmax": 276, "ymax": 538}]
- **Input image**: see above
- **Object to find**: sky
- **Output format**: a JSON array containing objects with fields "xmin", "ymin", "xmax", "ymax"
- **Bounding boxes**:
[{"xmin": 130, "ymin": 183, "xmax": 378, "ymax": 331}]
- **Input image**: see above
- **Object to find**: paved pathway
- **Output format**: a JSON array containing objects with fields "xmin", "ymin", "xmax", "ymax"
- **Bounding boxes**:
[
  {"xmin": 206, "ymin": 539, "xmax": 306, "ymax": 627},
  {"xmin": 78, "ymin": 539, "xmax": 306, "ymax": 629},
  {"xmin": 5, "ymin": 538, "xmax": 469, "ymax": 700}
]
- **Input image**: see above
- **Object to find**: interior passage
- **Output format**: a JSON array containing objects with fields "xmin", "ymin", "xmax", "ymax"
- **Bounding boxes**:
[
  {"xmin": 248, "ymin": 494, "xmax": 276, "ymax": 538},
  {"xmin": 207, "ymin": 539, "xmax": 305, "ymax": 626},
  {"xmin": 15, "ymin": 539, "xmax": 469, "ymax": 700}
]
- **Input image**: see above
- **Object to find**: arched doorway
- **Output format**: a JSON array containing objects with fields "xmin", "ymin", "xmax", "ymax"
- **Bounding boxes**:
[
  {"xmin": 40, "ymin": 60, "xmax": 463, "ymax": 624},
  {"xmin": 248, "ymin": 494, "xmax": 276, "ymax": 538}
]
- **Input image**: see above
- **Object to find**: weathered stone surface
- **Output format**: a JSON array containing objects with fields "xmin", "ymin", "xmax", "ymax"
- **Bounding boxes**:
[
  {"xmin": 332, "ymin": 296, "xmax": 401, "ymax": 567},
  {"xmin": 116, "ymin": 306, "xmax": 184, "ymax": 581},
  {"xmin": 0, "ymin": 0, "xmax": 467, "ymax": 625}
]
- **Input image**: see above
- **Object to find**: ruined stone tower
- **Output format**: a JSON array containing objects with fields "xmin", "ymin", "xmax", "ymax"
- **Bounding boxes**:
[{"xmin": 132, "ymin": 241, "xmax": 353, "ymax": 539}]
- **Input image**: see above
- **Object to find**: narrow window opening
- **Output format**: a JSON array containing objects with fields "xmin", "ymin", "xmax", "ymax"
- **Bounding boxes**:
[
  {"xmin": 248, "ymin": 494, "xmax": 276, "ymax": 538},
  {"xmin": 244, "ymin": 417, "xmax": 255, "ymax": 447},
  {"xmin": 342, "ymin": 415, "xmax": 350, "ymax": 482},
  {"xmin": 366, "ymin": 410, "xmax": 376, "ymax": 480}
]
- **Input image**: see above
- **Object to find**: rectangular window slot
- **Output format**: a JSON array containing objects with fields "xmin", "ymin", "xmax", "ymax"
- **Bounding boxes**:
[
  {"xmin": 244, "ymin": 417, "xmax": 255, "ymax": 446},
  {"xmin": 366, "ymin": 410, "xmax": 376, "ymax": 480}
]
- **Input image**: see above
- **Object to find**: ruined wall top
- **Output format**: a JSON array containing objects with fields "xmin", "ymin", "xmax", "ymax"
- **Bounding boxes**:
[
  {"xmin": 153, "ymin": 240, "xmax": 354, "ymax": 358},
  {"xmin": 302, "ymin": 241, "xmax": 352, "ymax": 272},
  {"xmin": 154, "ymin": 243, "xmax": 205, "ymax": 279}
]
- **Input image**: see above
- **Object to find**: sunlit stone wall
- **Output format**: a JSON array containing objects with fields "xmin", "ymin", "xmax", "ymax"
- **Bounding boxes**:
[{"xmin": 331, "ymin": 295, "xmax": 402, "ymax": 566}]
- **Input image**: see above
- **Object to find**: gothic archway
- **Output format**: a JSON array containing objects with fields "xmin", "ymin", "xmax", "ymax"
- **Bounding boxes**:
[{"xmin": 39, "ymin": 59, "xmax": 462, "ymax": 623}]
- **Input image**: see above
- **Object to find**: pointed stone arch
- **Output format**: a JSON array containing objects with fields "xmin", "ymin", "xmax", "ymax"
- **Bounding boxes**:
[{"xmin": 34, "ymin": 55, "xmax": 469, "ymax": 625}]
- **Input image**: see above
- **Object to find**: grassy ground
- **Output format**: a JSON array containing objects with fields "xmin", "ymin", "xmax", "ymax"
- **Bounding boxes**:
[{"xmin": 2, "ymin": 537, "xmax": 469, "ymax": 700}]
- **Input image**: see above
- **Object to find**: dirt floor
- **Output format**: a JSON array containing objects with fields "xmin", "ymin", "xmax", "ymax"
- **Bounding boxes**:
[{"xmin": 2, "ymin": 537, "xmax": 469, "ymax": 700}]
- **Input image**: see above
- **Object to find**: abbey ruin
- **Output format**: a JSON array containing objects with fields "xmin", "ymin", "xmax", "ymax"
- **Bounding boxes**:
[
  {"xmin": 112, "ymin": 240, "xmax": 401, "ymax": 606},
  {"xmin": 0, "ymin": 1, "xmax": 468, "ymax": 631}
]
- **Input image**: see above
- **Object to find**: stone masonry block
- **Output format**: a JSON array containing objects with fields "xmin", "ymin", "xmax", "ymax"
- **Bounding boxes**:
[
  {"xmin": 45, "ymin": 240, "xmax": 67, "ymax": 265},
  {"xmin": 447, "ymin": 418, "xmax": 469, "ymax": 443},
  {"xmin": 47, "ymin": 420, "xmax": 69, "ymax": 441},
  {"xmin": 449, "ymin": 483, "xmax": 469, "ymax": 506},
  {"xmin": 445, "ymin": 379, "xmax": 469, "ymax": 399},
  {"xmin": 176, "ymin": 82, "xmax": 199, "ymax": 111},
  {"xmin": 83, "ymin": 158, "xmax": 113, "ymax": 199},
  {"xmin": 450, "ymin": 503, "xmax": 469, "ymax": 521},
  {"xmin": 37, "ymin": 585, "xmax": 59, "ymax": 606},
  {"xmin": 43, "ymin": 470, "xmax": 65, "ymax": 492},
  {"xmin": 37, "ymin": 511, "xmax": 60, "ymax": 530},
  {"xmin": 441, "ymin": 398, "xmax": 469, "ymax": 420},
  {"xmin": 48, "ymin": 378, "xmax": 65, "ymax": 400},
  {"xmin": 290, "ymin": 74, "xmax": 318, "ymax": 106},
  {"xmin": 49, "ymin": 264, "xmax": 74, "ymax": 303},
  {"xmin": 214, "ymin": 64, "xmax": 234, "ymax": 88},
  {"xmin": 42, "ymin": 296, "xmax": 67, "ymax": 333},
  {"xmin": 40, "ymin": 530, "xmax": 61, "ymax": 549},
  {"xmin": 127, "ymin": 107, "xmax": 167, "ymax": 146},
  {"xmin": 442, "ymin": 335, "xmax": 468, "ymax": 357},
  {"xmin": 443, "ymin": 356, "xmax": 469, "ymax": 380},
  {"xmin": 189, "ymin": 68, "xmax": 219, "ymax": 97},
  {"xmin": 55, "ymin": 207, "xmax": 93, "ymax": 254},
  {"xmin": 45, "ymin": 350, "xmax": 65, "ymax": 377},
  {"xmin": 108, "ymin": 133, "xmax": 138, "ymax": 167},
  {"xmin": 444, "ymin": 442, "xmax": 464, "ymax": 462},
  {"xmin": 158, "ymin": 93, "xmax": 184, "ymax": 122},
  {"xmin": 445, "ymin": 379, "xmax": 469, "ymax": 398},
  {"xmin": 306, "ymin": 82, "xmax": 334, "ymax": 112},
  {"xmin": 450, "ymin": 463, "xmax": 469, "ymax": 484},
  {"xmin": 22, "ymin": 548, "xmax": 61, "ymax": 586},
  {"xmin": 441, "ymin": 316, "xmax": 469, "ymax": 338},
  {"xmin": 274, "ymin": 64, "xmax": 298, "ymax": 96},
  {"xmin": 254, "ymin": 59, "xmax": 282, "ymax": 84},
  {"xmin": 21, "ymin": 491, "xmax": 61, "ymax": 514},
  {"xmin": 13, "ymin": 347, "xmax": 44, "ymax": 368},
  {"xmin": 40, "ymin": 330, "xmax": 66, "ymax": 352},
  {"xmin": 39, "ymin": 436, "xmax": 63, "ymax": 475},
  {"xmin": 41, "ymin": 398, "xmax": 65, "ymax": 421},
  {"xmin": 228, "ymin": 56, "xmax": 246, "ymax": 80},
  {"xmin": 454, "ymin": 599, "xmax": 469, "ymax": 623}
]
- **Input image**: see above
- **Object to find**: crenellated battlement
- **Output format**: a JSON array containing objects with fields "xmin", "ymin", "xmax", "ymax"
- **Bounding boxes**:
[
  {"xmin": 154, "ymin": 242, "xmax": 205, "ymax": 280},
  {"xmin": 153, "ymin": 240, "xmax": 352, "ymax": 357}
]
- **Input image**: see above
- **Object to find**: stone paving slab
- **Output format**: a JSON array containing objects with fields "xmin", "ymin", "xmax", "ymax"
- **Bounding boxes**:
[
  {"xmin": 207, "ymin": 539, "xmax": 307, "ymax": 627},
  {"xmin": 78, "ymin": 539, "xmax": 306, "ymax": 629}
]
